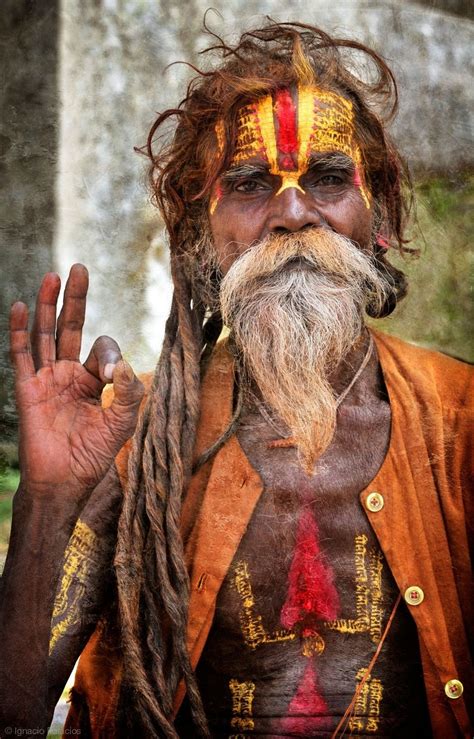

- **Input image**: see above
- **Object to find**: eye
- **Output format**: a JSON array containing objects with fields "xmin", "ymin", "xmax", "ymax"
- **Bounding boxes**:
[
  {"xmin": 317, "ymin": 174, "xmax": 345, "ymax": 186},
  {"xmin": 303, "ymin": 166, "xmax": 351, "ymax": 191},
  {"xmin": 306, "ymin": 172, "xmax": 346, "ymax": 188},
  {"xmin": 233, "ymin": 178, "xmax": 268, "ymax": 193}
]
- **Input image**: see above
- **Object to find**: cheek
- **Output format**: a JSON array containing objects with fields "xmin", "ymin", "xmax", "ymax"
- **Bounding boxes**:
[
  {"xmin": 355, "ymin": 208, "xmax": 375, "ymax": 251},
  {"xmin": 209, "ymin": 210, "xmax": 225, "ymax": 244},
  {"xmin": 209, "ymin": 201, "xmax": 267, "ymax": 274},
  {"xmin": 351, "ymin": 209, "xmax": 374, "ymax": 248},
  {"xmin": 208, "ymin": 214, "xmax": 242, "ymax": 275},
  {"xmin": 326, "ymin": 196, "xmax": 374, "ymax": 249}
]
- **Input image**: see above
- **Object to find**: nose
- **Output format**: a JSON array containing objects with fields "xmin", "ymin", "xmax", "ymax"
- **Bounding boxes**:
[{"xmin": 265, "ymin": 187, "xmax": 325, "ymax": 236}]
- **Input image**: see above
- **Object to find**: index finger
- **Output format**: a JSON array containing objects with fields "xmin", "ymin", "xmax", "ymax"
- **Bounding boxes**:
[
  {"xmin": 57, "ymin": 264, "xmax": 89, "ymax": 361},
  {"xmin": 31, "ymin": 272, "xmax": 61, "ymax": 369},
  {"xmin": 10, "ymin": 302, "xmax": 35, "ymax": 380}
]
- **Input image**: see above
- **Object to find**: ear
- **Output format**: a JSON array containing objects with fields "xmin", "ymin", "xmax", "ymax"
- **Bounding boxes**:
[
  {"xmin": 375, "ymin": 232, "xmax": 391, "ymax": 250},
  {"xmin": 366, "ymin": 252, "xmax": 408, "ymax": 318}
]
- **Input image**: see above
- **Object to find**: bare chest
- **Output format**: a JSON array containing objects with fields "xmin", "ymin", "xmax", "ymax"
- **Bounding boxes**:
[
  {"xmin": 177, "ymin": 389, "xmax": 429, "ymax": 735},
  {"xmin": 233, "ymin": 393, "xmax": 391, "ymax": 580}
]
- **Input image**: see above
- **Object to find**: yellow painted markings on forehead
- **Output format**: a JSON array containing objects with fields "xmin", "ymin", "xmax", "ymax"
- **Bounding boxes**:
[
  {"xmin": 211, "ymin": 83, "xmax": 371, "ymax": 211},
  {"xmin": 253, "ymin": 94, "xmax": 278, "ymax": 174},
  {"xmin": 230, "ymin": 96, "xmax": 291, "ymax": 184},
  {"xmin": 296, "ymin": 85, "xmax": 316, "ymax": 172},
  {"xmin": 299, "ymin": 85, "xmax": 371, "ymax": 208},
  {"xmin": 302, "ymin": 85, "xmax": 356, "ymax": 161},
  {"xmin": 232, "ymin": 94, "xmax": 304, "ymax": 195}
]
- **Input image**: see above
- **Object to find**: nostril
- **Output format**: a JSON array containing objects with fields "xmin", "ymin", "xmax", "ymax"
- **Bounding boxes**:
[{"xmin": 272, "ymin": 223, "xmax": 320, "ymax": 235}]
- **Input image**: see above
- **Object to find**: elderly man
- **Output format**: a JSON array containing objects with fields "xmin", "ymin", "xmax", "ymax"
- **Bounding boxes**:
[{"xmin": 0, "ymin": 21, "xmax": 472, "ymax": 739}]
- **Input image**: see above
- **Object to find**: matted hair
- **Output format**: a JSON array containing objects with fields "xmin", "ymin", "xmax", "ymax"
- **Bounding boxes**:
[{"xmin": 114, "ymin": 21, "xmax": 413, "ymax": 736}]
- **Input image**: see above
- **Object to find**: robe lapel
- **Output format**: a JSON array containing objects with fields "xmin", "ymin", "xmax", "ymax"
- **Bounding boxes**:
[
  {"xmin": 361, "ymin": 331, "xmax": 472, "ymax": 736},
  {"xmin": 173, "ymin": 340, "xmax": 264, "ymax": 715}
]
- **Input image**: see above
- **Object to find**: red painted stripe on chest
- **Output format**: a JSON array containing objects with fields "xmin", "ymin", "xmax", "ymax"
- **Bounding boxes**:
[
  {"xmin": 280, "ymin": 509, "xmax": 339, "ymax": 629},
  {"xmin": 281, "ymin": 662, "xmax": 331, "ymax": 733},
  {"xmin": 274, "ymin": 88, "xmax": 298, "ymax": 169}
]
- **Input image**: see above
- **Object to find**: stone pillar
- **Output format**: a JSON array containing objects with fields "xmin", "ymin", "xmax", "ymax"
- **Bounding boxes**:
[
  {"xmin": 55, "ymin": 1, "xmax": 209, "ymax": 371},
  {"xmin": 0, "ymin": 0, "xmax": 58, "ymax": 451},
  {"xmin": 411, "ymin": 0, "xmax": 473, "ymax": 19}
]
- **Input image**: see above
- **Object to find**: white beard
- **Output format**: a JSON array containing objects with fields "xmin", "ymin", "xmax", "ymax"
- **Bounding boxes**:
[{"xmin": 219, "ymin": 229, "xmax": 390, "ymax": 471}]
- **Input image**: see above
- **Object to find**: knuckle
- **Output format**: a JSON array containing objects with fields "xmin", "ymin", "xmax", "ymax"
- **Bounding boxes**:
[
  {"xmin": 125, "ymin": 379, "xmax": 145, "ymax": 405},
  {"xmin": 134, "ymin": 378, "xmax": 145, "ymax": 397},
  {"xmin": 62, "ymin": 318, "xmax": 84, "ymax": 331},
  {"xmin": 106, "ymin": 409, "xmax": 138, "ymax": 439}
]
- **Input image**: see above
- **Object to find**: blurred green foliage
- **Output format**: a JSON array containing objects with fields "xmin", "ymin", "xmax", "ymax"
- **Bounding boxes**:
[
  {"xmin": 372, "ymin": 174, "xmax": 473, "ymax": 361},
  {"xmin": 0, "ymin": 468, "xmax": 18, "ymax": 557}
]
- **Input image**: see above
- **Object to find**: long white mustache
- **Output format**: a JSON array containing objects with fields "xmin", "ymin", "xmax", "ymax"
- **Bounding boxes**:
[{"xmin": 219, "ymin": 229, "xmax": 390, "ymax": 471}]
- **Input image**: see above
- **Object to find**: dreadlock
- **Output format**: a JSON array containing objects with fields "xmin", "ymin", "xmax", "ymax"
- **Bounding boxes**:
[{"xmin": 114, "ymin": 20, "xmax": 414, "ymax": 735}]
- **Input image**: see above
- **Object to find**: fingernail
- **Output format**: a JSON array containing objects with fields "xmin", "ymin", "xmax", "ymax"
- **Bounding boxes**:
[{"xmin": 104, "ymin": 363, "xmax": 116, "ymax": 380}]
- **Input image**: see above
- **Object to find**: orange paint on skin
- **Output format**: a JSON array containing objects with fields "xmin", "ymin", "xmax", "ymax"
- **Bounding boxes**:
[
  {"xmin": 210, "ymin": 83, "xmax": 372, "ymax": 213},
  {"xmin": 209, "ymin": 180, "xmax": 223, "ymax": 215}
]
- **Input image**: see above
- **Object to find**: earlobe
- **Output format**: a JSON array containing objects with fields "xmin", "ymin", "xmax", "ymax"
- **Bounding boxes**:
[
  {"xmin": 375, "ymin": 233, "xmax": 391, "ymax": 250},
  {"xmin": 366, "ymin": 253, "xmax": 408, "ymax": 318}
]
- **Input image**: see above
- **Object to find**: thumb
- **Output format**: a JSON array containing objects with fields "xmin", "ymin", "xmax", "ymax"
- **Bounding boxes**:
[
  {"xmin": 102, "ymin": 360, "xmax": 145, "ymax": 455},
  {"xmin": 108, "ymin": 359, "xmax": 145, "ymax": 413}
]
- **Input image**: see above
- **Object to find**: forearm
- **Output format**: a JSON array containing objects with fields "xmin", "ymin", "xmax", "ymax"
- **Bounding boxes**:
[
  {"xmin": 0, "ymin": 486, "xmax": 80, "ymax": 731},
  {"xmin": 0, "ymin": 466, "xmax": 123, "ymax": 732},
  {"xmin": 46, "ymin": 466, "xmax": 123, "ymax": 711},
  {"xmin": 3, "ymin": 264, "xmax": 142, "ymax": 735}
]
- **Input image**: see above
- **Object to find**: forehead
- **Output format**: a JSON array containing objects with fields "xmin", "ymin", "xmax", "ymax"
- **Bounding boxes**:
[
  {"xmin": 220, "ymin": 84, "xmax": 358, "ymax": 168},
  {"xmin": 212, "ymin": 83, "xmax": 371, "ymax": 211}
]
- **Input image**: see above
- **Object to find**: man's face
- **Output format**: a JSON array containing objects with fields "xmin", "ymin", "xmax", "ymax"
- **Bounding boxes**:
[{"xmin": 209, "ymin": 84, "xmax": 374, "ymax": 274}]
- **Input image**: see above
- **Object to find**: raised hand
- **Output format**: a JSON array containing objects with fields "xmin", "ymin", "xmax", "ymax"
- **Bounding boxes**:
[{"xmin": 10, "ymin": 263, "xmax": 144, "ymax": 500}]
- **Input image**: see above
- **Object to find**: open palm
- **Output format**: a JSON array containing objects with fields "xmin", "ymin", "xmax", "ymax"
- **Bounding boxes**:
[{"xmin": 10, "ymin": 264, "xmax": 144, "ymax": 497}]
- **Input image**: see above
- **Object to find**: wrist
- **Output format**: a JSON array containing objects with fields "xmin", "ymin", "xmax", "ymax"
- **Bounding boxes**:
[{"xmin": 14, "ymin": 480, "xmax": 87, "ymax": 525}]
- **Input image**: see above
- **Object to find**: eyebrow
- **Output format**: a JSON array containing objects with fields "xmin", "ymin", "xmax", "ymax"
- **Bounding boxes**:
[
  {"xmin": 307, "ymin": 152, "xmax": 355, "ymax": 171},
  {"xmin": 221, "ymin": 162, "xmax": 270, "ymax": 181},
  {"xmin": 221, "ymin": 151, "xmax": 355, "ymax": 181}
]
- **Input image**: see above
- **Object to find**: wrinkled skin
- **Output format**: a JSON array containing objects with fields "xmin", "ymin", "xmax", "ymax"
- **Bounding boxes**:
[
  {"xmin": 10, "ymin": 265, "xmax": 144, "ymax": 495},
  {"xmin": 209, "ymin": 134, "xmax": 377, "ymax": 401},
  {"xmin": 1, "ymin": 94, "xmax": 393, "ymax": 734},
  {"xmin": 210, "ymin": 150, "xmax": 374, "ymax": 275},
  {"xmin": 0, "ymin": 265, "xmax": 143, "ymax": 732}
]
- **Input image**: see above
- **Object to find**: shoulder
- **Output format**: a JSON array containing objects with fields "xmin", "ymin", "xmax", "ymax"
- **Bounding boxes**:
[
  {"xmin": 100, "ymin": 339, "xmax": 233, "ymax": 411},
  {"xmin": 371, "ymin": 329, "xmax": 473, "ymax": 412}
]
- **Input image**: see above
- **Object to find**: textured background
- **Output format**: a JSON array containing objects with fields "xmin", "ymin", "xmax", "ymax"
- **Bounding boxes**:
[{"xmin": 0, "ymin": 3, "xmax": 472, "ymax": 730}]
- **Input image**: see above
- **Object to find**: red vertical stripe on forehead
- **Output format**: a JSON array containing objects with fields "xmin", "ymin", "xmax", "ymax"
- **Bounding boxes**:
[{"xmin": 275, "ymin": 88, "xmax": 298, "ymax": 155}]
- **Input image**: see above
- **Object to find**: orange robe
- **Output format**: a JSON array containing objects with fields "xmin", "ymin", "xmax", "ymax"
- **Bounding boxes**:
[{"xmin": 64, "ymin": 330, "xmax": 474, "ymax": 737}]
